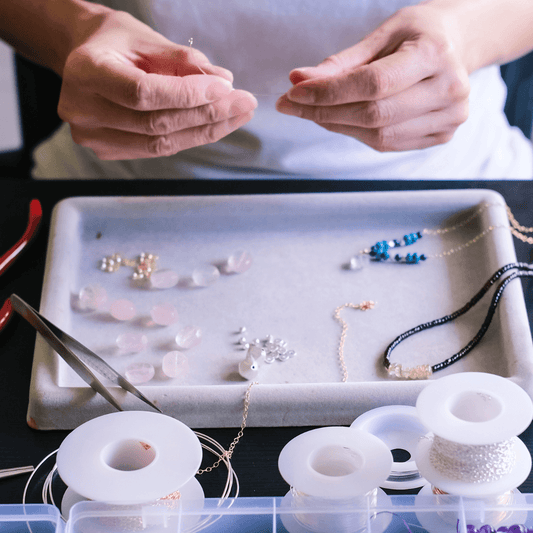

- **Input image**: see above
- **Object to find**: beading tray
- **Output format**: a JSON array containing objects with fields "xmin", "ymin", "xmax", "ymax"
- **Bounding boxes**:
[{"xmin": 28, "ymin": 190, "xmax": 533, "ymax": 429}]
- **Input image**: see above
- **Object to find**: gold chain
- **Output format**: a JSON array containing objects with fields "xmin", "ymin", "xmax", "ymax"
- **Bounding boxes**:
[
  {"xmin": 333, "ymin": 301, "xmax": 375, "ymax": 382},
  {"xmin": 196, "ymin": 381, "xmax": 256, "ymax": 475},
  {"xmin": 422, "ymin": 202, "xmax": 500, "ymax": 236}
]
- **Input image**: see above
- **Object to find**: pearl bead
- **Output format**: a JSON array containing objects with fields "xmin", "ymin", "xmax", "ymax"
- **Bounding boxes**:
[
  {"xmin": 150, "ymin": 303, "xmax": 179, "ymax": 326},
  {"xmin": 110, "ymin": 299, "xmax": 136, "ymax": 321},
  {"xmin": 78, "ymin": 284, "xmax": 107, "ymax": 311},
  {"xmin": 150, "ymin": 269, "xmax": 179, "ymax": 289},
  {"xmin": 162, "ymin": 351, "xmax": 189, "ymax": 378},
  {"xmin": 175, "ymin": 325, "xmax": 202, "ymax": 349},
  {"xmin": 226, "ymin": 251, "xmax": 253, "ymax": 274},
  {"xmin": 116, "ymin": 332, "xmax": 148, "ymax": 353},
  {"xmin": 191, "ymin": 265, "xmax": 220, "ymax": 287},
  {"xmin": 125, "ymin": 362, "xmax": 154, "ymax": 384}
]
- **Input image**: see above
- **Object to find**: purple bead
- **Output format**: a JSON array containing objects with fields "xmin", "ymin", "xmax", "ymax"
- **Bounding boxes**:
[{"xmin": 478, "ymin": 525, "xmax": 495, "ymax": 533}]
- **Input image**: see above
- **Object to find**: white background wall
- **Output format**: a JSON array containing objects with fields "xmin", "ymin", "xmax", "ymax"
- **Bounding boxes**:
[{"xmin": 0, "ymin": 40, "xmax": 23, "ymax": 153}]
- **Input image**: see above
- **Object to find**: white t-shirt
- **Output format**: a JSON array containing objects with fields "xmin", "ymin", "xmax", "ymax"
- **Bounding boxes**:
[{"xmin": 32, "ymin": 0, "xmax": 533, "ymax": 179}]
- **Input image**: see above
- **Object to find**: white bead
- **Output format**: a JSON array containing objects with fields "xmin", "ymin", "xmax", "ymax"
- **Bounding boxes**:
[
  {"xmin": 226, "ymin": 251, "xmax": 253, "ymax": 274},
  {"xmin": 238, "ymin": 358, "xmax": 260, "ymax": 380},
  {"xmin": 175, "ymin": 325, "xmax": 202, "ymax": 349},
  {"xmin": 150, "ymin": 269, "xmax": 179, "ymax": 289},
  {"xmin": 116, "ymin": 333, "xmax": 148, "ymax": 353},
  {"xmin": 150, "ymin": 303, "xmax": 179, "ymax": 326},
  {"xmin": 162, "ymin": 351, "xmax": 189, "ymax": 379},
  {"xmin": 191, "ymin": 265, "xmax": 220, "ymax": 287},
  {"xmin": 348, "ymin": 255, "xmax": 369, "ymax": 271},
  {"xmin": 125, "ymin": 362, "xmax": 154, "ymax": 384},
  {"xmin": 77, "ymin": 284, "xmax": 107, "ymax": 311}
]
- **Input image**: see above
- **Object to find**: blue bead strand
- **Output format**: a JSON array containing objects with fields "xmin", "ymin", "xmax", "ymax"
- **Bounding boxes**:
[{"xmin": 368, "ymin": 232, "xmax": 424, "ymax": 263}]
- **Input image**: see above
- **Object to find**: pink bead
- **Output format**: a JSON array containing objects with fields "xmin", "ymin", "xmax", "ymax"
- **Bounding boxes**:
[
  {"xmin": 150, "ymin": 303, "xmax": 179, "ymax": 326},
  {"xmin": 175, "ymin": 325, "xmax": 202, "ymax": 349},
  {"xmin": 150, "ymin": 269, "xmax": 179, "ymax": 289},
  {"xmin": 125, "ymin": 362, "xmax": 155, "ymax": 384},
  {"xmin": 110, "ymin": 299, "xmax": 136, "ymax": 321},
  {"xmin": 78, "ymin": 284, "xmax": 107, "ymax": 311},
  {"xmin": 226, "ymin": 251, "xmax": 253, "ymax": 274},
  {"xmin": 162, "ymin": 351, "xmax": 189, "ymax": 378},
  {"xmin": 116, "ymin": 332, "xmax": 148, "ymax": 352}
]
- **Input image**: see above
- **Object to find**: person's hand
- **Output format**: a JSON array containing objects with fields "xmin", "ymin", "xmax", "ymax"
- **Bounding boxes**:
[
  {"xmin": 276, "ymin": 3, "xmax": 470, "ymax": 152},
  {"xmin": 58, "ymin": 9, "xmax": 257, "ymax": 160}
]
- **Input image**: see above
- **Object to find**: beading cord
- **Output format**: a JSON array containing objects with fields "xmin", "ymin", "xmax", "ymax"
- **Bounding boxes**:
[
  {"xmin": 384, "ymin": 263, "xmax": 533, "ymax": 378},
  {"xmin": 333, "ymin": 301, "xmax": 376, "ymax": 382},
  {"xmin": 429, "ymin": 436, "xmax": 516, "ymax": 484}
]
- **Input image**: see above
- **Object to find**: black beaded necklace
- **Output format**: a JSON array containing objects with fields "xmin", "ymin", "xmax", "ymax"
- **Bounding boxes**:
[{"xmin": 384, "ymin": 262, "xmax": 533, "ymax": 379}]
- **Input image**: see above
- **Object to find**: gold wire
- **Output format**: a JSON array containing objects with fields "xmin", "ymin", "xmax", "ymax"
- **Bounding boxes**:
[{"xmin": 333, "ymin": 301, "xmax": 376, "ymax": 382}]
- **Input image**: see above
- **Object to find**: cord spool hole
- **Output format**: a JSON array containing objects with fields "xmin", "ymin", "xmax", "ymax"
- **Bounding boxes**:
[
  {"xmin": 310, "ymin": 445, "xmax": 363, "ymax": 477},
  {"xmin": 449, "ymin": 391, "xmax": 502, "ymax": 423},
  {"xmin": 102, "ymin": 439, "xmax": 156, "ymax": 472}
]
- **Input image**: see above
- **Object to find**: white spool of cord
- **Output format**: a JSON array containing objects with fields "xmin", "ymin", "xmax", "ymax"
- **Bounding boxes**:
[
  {"xmin": 351, "ymin": 405, "xmax": 429, "ymax": 490},
  {"xmin": 415, "ymin": 372, "xmax": 533, "ymax": 498},
  {"xmin": 278, "ymin": 427, "xmax": 393, "ymax": 533},
  {"xmin": 56, "ymin": 411, "xmax": 203, "ymax": 505}
]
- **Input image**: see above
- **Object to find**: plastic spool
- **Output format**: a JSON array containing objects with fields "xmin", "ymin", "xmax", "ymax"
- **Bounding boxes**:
[
  {"xmin": 351, "ymin": 405, "xmax": 429, "ymax": 490},
  {"xmin": 57, "ymin": 411, "xmax": 203, "ymax": 505},
  {"xmin": 415, "ymin": 372, "xmax": 533, "ymax": 532},
  {"xmin": 278, "ymin": 427, "xmax": 393, "ymax": 533}
]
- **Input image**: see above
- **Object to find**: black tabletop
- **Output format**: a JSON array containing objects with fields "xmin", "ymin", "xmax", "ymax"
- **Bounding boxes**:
[{"xmin": 1, "ymin": 178, "xmax": 533, "ymax": 504}]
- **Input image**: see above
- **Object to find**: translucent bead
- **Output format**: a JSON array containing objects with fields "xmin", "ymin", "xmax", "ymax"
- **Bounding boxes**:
[
  {"xmin": 162, "ymin": 351, "xmax": 189, "ymax": 379},
  {"xmin": 191, "ymin": 265, "xmax": 220, "ymax": 287},
  {"xmin": 125, "ymin": 362, "xmax": 154, "ymax": 384},
  {"xmin": 110, "ymin": 299, "xmax": 136, "ymax": 321},
  {"xmin": 116, "ymin": 332, "xmax": 148, "ymax": 352},
  {"xmin": 247, "ymin": 345, "xmax": 265, "ymax": 361},
  {"xmin": 175, "ymin": 325, "xmax": 202, "ymax": 349},
  {"xmin": 150, "ymin": 303, "xmax": 179, "ymax": 326},
  {"xmin": 348, "ymin": 255, "xmax": 369, "ymax": 271},
  {"xmin": 150, "ymin": 269, "xmax": 179, "ymax": 289},
  {"xmin": 77, "ymin": 284, "xmax": 107, "ymax": 311},
  {"xmin": 226, "ymin": 251, "xmax": 253, "ymax": 274},
  {"xmin": 238, "ymin": 358, "xmax": 260, "ymax": 380}
]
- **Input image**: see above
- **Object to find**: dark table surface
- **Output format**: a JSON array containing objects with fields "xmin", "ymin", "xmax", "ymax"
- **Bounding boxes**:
[{"xmin": 1, "ymin": 178, "xmax": 533, "ymax": 505}]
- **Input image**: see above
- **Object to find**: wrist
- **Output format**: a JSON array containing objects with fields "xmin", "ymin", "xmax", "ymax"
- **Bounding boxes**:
[{"xmin": 43, "ymin": 0, "xmax": 112, "ymax": 75}]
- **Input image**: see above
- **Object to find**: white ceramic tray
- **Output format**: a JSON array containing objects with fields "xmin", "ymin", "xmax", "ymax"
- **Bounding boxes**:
[{"xmin": 27, "ymin": 190, "xmax": 533, "ymax": 429}]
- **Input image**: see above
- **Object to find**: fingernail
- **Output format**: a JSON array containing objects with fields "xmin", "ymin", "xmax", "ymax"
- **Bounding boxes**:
[
  {"xmin": 206, "ymin": 79, "xmax": 234, "ymax": 100},
  {"xmin": 275, "ymin": 98, "xmax": 296, "ymax": 115},
  {"xmin": 230, "ymin": 96, "xmax": 258, "ymax": 116},
  {"xmin": 288, "ymin": 85, "xmax": 315, "ymax": 104}
]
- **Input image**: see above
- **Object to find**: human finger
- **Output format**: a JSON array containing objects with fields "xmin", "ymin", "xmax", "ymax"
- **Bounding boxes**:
[
  {"xmin": 68, "ymin": 55, "xmax": 235, "ymax": 111},
  {"xmin": 277, "ymin": 74, "xmax": 469, "ymax": 128},
  {"xmin": 318, "ymin": 103, "xmax": 469, "ymax": 152},
  {"xmin": 70, "ymin": 111, "xmax": 255, "ymax": 160},
  {"xmin": 286, "ymin": 45, "xmax": 437, "ymax": 107},
  {"xmin": 64, "ymin": 90, "xmax": 257, "ymax": 135}
]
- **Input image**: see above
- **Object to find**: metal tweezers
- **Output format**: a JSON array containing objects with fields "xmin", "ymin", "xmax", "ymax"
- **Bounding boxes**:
[{"xmin": 11, "ymin": 294, "xmax": 162, "ymax": 413}]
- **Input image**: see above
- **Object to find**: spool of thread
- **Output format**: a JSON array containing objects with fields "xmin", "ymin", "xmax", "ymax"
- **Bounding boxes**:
[
  {"xmin": 414, "ymin": 372, "xmax": 533, "ymax": 531},
  {"xmin": 56, "ymin": 411, "xmax": 203, "ymax": 506},
  {"xmin": 351, "ymin": 405, "xmax": 429, "ymax": 490},
  {"xmin": 278, "ymin": 427, "xmax": 393, "ymax": 533}
]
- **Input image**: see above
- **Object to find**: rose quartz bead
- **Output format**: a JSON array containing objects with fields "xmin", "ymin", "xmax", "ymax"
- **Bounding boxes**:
[
  {"xmin": 116, "ymin": 332, "xmax": 148, "ymax": 353},
  {"xmin": 125, "ymin": 362, "xmax": 155, "ymax": 384},
  {"xmin": 162, "ymin": 351, "xmax": 189, "ymax": 378},
  {"xmin": 110, "ymin": 299, "xmax": 136, "ymax": 321},
  {"xmin": 78, "ymin": 284, "xmax": 108, "ymax": 311},
  {"xmin": 192, "ymin": 265, "xmax": 220, "ymax": 287},
  {"xmin": 150, "ymin": 269, "xmax": 179, "ymax": 289},
  {"xmin": 175, "ymin": 325, "xmax": 202, "ymax": 349},
  {"xmin": 226, "ymin": 251, "xmax": 252, "ymax": 274},
  {"xmin": 150, "ymin": 303, "xmax": 179, "ymax": 326}
]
